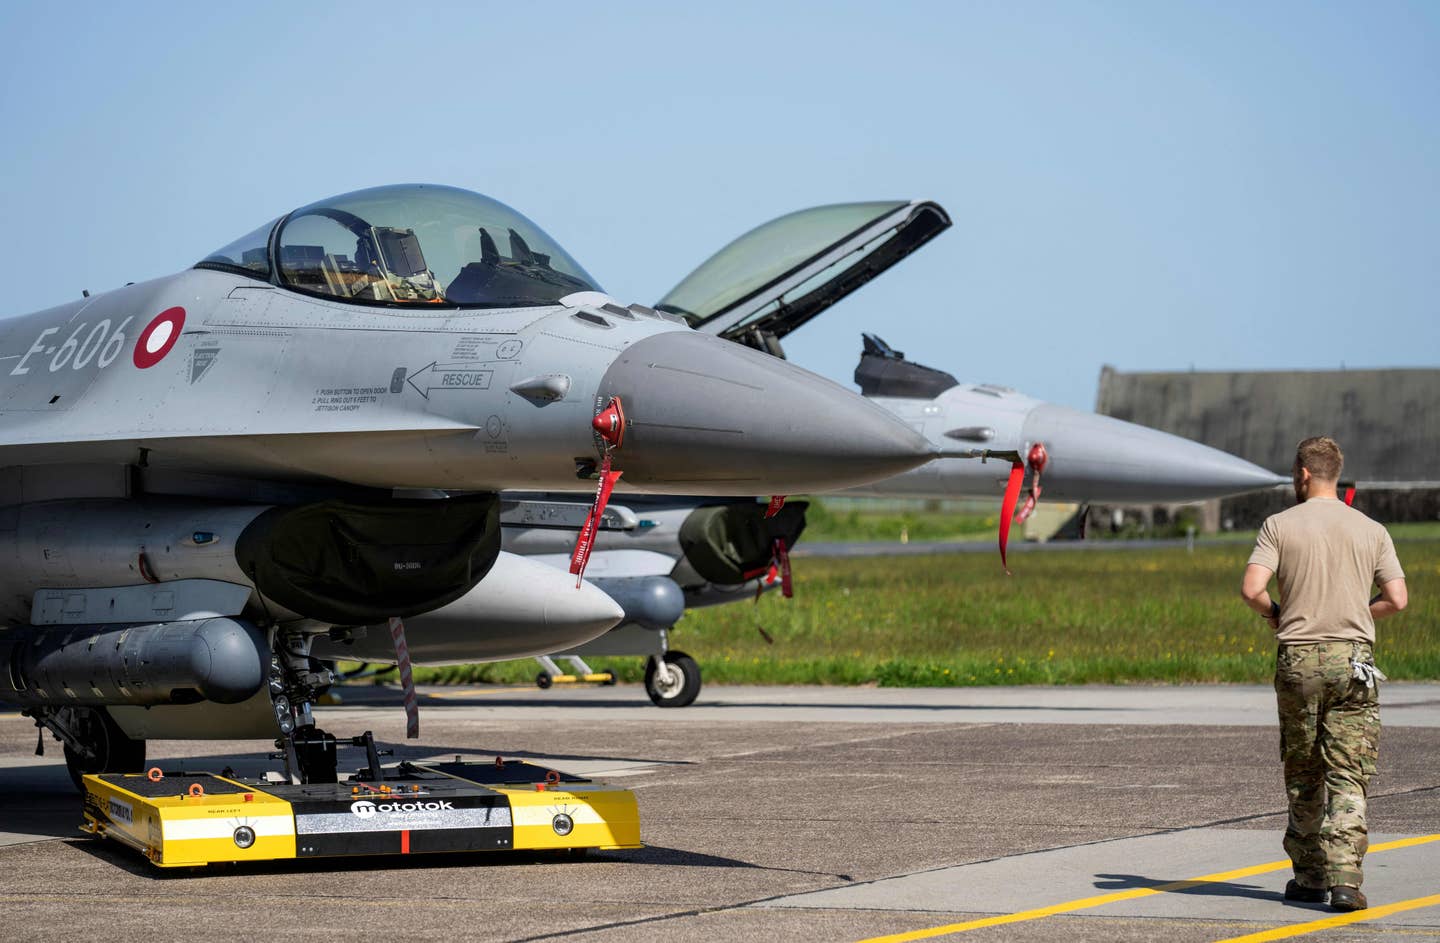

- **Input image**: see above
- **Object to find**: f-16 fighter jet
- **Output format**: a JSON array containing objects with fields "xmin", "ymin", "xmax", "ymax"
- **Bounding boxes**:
[
  {"xmin": 476, "ymin": 200, "xmax": 1289, "ymax": 705},
  {"xmin": 659, "ymin": 199, "xmax": 1286, "ymax": 508},
  {"xmin": 0, "ymin": 184, "xmax": 949, "ymax": 786}
]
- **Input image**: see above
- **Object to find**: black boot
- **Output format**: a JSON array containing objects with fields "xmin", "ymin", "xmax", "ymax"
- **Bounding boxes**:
[
  {"xmin": 1330, "ymin": 886, "xmax": 1368, "ymax": 911},
  {"xmin": 1284, "ymin": 879, "xmax": 1327, "ymax": 903}
]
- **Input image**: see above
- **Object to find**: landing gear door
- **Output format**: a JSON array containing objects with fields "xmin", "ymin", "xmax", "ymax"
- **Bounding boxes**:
[{"xmin": 656, "ymin": 200, "xmax": 950, "ymax": 352}]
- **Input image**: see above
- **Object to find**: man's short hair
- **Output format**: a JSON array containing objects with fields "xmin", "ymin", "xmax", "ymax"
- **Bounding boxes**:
[{"xmin": 1295, "ymin": 436, "xmax": 1344, "ymax": 482}]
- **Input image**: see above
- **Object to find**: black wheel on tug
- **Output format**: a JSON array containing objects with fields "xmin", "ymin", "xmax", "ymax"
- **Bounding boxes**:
[
  {"xmin": 535, "ymin": 672, "xmax": 553, "ymax": 689},
  {"xmin": 63, "ymin": 707, "xmax": 146, "ymax": 791},
  {"xmin": 644, "ymin": 652, "xmax": 701, "ymax": 708}
]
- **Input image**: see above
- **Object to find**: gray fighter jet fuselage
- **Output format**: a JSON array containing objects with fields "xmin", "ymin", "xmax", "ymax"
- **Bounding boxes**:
[
  {"xmin": 842, "ymin": 334, "xmax": 1286, "ymax": 504},
  {"xmin": 0, "ymin": 184, "xmax": 946, "ymax": 785}
]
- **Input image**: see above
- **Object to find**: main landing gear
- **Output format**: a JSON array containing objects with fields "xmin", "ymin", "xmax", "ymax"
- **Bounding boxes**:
[{"xmin": 27, "ymin": 705, "xmax": 147, "ymax": 790}]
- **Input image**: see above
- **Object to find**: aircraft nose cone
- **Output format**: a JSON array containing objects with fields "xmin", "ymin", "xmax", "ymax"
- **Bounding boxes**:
[
  {"xmin": 1020, "ymin": 404, "xmax": 1287, "ymax": 503},
  {"xmin": 598, "ymin": 331, "xmax": 935, "ymax": 494}
]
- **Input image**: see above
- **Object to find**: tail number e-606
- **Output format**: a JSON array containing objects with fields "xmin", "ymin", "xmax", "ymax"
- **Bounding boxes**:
[{"xmin": 11, "ymin": 316, "xmax": 137, "ymax": 376}]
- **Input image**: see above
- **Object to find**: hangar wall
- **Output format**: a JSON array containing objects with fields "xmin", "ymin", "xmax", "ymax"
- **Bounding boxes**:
[{"xmin": 1094, "ymin": 366, "xmax": 1440, "ymax": 527}]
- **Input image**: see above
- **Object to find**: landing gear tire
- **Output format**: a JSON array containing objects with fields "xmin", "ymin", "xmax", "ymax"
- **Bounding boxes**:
[
  {"xmin": 644, "ymin": 652, "xmax": 700, "ymax": 708},
  {"xmin": 62, "ymin": 707, "xmax": 146, "ymax": 791},
  {"xmin": 535, "ymin": 672, "xmax": 553, "ymax": 689}
]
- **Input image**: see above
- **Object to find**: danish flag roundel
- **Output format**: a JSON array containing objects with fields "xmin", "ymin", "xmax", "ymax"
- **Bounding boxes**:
[{"xmin": 133, "ymin": 307, "xmax": 186, "ymax": 369}]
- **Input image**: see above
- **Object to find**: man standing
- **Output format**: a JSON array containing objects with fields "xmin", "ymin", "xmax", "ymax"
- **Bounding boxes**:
[{"xmin": 1241, "ymin": 436, "xmax": 1408, "ymax": 912}]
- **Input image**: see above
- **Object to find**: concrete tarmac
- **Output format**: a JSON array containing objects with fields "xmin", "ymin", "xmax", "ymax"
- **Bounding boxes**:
[{"xmin": 2, "ymin": 683, "xmax": 1438, "ymax": 942}]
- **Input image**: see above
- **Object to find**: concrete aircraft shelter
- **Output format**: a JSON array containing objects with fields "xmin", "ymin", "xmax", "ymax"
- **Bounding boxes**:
[{"xmin": 1095, "ymin": 366, "xmax": 1440, "ymax": 527}]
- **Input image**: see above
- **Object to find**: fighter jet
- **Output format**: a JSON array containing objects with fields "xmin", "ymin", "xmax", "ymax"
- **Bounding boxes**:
[
  {"xmin": 658, "ymin": 199, "xmax": 1287, "ymax": 506},
  {"xmin": 498, "ymin": 495, "xmax": 805, "ymax": 705},
  {"xmin": 0, "ymin": 184, "xmax": 950, "ymax": 785},
  {"xmin": 478, "ymin": 200, "xmax": 1287, "ymax": 707}
]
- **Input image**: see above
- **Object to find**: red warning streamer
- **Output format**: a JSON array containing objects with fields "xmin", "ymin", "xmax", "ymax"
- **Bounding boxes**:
[
  {"xmin": 570, "ymin": 452, "xmax": 623, "ymax": 586},
  {"xmin": 765, "ymin": 495, "xmax": 787, "ymax": 518},
  {"xmin": 1013, "ymin": 442, "xmax": 1049, "ymax": 524},
  {"xmin": 1343, "ymin": 485, "xmax": 1356, "ymax": 507},
  {"xmin": 774, "ymin": 537, "xmax": 793, "ymax": 598},
  {"xmin": 388, "ymin": 616, "xmax": 419, "ymax": 739},
  {"xmin": 998, "ymin": 459, "xmax": 1026, "ymax": 575}
]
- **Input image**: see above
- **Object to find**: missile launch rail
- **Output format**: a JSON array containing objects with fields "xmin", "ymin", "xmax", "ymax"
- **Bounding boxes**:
[{"xmin": 79, "ymin": 736, "xmax": 639, "ymax": 869}]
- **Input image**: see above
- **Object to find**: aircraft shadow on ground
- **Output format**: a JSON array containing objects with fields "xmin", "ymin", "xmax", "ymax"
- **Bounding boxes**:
[
  {"xmin": 360, "ymin": 694, "xmax": 1126, "ymax": 714},
  {"xmin": 63, "ymin": 837, "xmax": 808, "ymax": 882},
  {"xmin": 1092, "ymin": 873, "xmax": 1330, "ymax": 911},
  {"xmin": 0, "ymin": 792, "xmax": 82, "ymax": 840},
  {"xmin": 4, "ymin": 742, "xmax": 686, "ymax": 777}
]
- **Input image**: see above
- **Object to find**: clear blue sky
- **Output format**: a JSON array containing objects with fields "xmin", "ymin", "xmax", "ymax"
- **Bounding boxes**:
[{"xmin": 2, "ymin": 1, "xmax": 1435, "ymax": 410}]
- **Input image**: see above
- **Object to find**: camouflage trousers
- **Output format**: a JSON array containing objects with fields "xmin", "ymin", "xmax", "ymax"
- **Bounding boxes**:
[{"xmin": 1275, "ymin": 641, "xmax": 1380, "ymax": 890}]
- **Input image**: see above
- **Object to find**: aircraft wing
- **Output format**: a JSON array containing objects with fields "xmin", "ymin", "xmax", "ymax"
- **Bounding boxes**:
[{"xmin": 657, "ymin": 200, "xmax": 949, "ymax": 351}]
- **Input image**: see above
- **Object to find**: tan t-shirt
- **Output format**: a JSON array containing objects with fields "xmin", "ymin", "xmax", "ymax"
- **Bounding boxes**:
[{"xmin": 1248, "ymin": 497, "xmax": 1405, "ymax": 644}]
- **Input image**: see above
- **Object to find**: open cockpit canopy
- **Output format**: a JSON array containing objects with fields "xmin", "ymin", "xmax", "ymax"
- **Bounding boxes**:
[
  {"xmin": 657, "ymin": 200, "xmax": 949, "ymax": 349},
  {"xmin": 197, "ymin": 184, "xmax": 601, "ymax": 309}
]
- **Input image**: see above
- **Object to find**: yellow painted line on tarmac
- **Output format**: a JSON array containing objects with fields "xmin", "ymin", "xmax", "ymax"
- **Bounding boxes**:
[
  {"xmin": 422, "ymin": 688, "xmax": 533, "ymax": 699},
  {"xmin": 1211, "ymin": 892, "xmax": 1440, "ymax": 942},
  {"xmin": 857, "ymin": 833, "xmax": 1440, "ymax": 943}
]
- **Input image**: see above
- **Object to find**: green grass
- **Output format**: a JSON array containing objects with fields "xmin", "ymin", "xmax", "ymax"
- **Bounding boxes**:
[
  {"xmin": 408, "ymin": 536, "xmax": 1440, "ymax": 687},
  {"xmin": 800, "ymin": 498, "xmax": 1440, "ymax": 545},
  {"xmin": 799, "ymin": 499, "xmax": 996, "ymax": 543}
]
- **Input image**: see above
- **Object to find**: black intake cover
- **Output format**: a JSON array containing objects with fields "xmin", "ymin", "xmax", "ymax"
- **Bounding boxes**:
[
  {"xmin": 236, "ymin": 495, "xmax": 500, "ymax": 625},
  {"xmin": 678, "ymin": 501, "xmax": 808, "ymax": 585}
]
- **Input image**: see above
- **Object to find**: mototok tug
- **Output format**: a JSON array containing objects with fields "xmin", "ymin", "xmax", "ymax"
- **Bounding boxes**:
[{"xmin": 81, "ymin": 732, "xmax": 640, "ymax": 868}]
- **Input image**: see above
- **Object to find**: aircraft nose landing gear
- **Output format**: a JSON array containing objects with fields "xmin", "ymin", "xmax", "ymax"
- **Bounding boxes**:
[{"xmin": 644, "ymin": 651, "xmax": 700, "ymax": 708}]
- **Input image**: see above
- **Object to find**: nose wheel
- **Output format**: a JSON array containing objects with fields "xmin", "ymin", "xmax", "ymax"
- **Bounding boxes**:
[{"xmin": 644, "ymin": 651, "xmax": 700, "ymax": 708}]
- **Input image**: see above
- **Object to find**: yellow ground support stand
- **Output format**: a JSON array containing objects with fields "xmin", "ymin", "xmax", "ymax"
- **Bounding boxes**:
[
  {"xmin": 534, "ymin": 654, "xmax": 616, "ymax": 689},
  {"xmin": 81, "ymin": 760, "xmax": 640, "ymax": 869}
]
